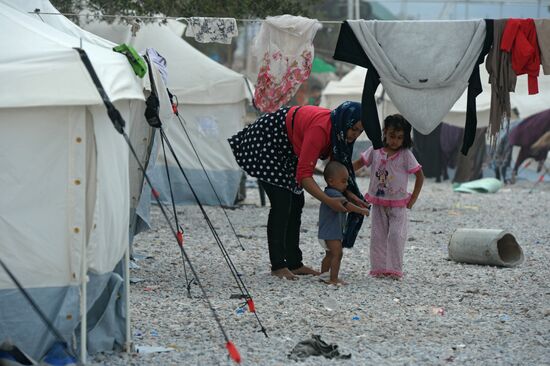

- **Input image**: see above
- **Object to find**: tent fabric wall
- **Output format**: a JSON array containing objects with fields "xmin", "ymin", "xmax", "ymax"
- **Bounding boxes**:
[
  {"xmin": 0, "ymin": 1, "xmax": 144, "ymax": 360},
  {"xmin": 81, "ymin": 19, "xmax": 250, "ymax": 207},
  {"xmin": 320, "ymin": 65, "xmax": 550, "ymax": 130}
]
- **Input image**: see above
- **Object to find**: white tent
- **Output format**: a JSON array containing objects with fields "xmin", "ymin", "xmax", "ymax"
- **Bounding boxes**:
[
  {"xmin": 82, "ymin": 18, "xmax": 251, "ymax": 208},
  {"xmin": 321, "ymin": 65, "xmax": 550, "ymax": 129},
  {"xmin": 5, "ymin": 0, "xmax": 174, "ymax": 244},
  {"xmin": 0, "ymin": 1, "xmax": 145, "ymax": 362}
]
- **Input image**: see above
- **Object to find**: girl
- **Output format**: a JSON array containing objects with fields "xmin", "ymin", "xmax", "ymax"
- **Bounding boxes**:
[{"xmin": 353, "ymin": 114, "xmax": 424, "ymax": 279}]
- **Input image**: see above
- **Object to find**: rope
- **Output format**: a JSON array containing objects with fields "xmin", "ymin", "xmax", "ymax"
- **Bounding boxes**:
[
  {"xmin": 171, "ymin": 110, "xmax": 246, "ymax": 251},
  {"xmin": 74, "ymin": 47, "xmax": 242, "ymax": 362},
  {"xmin": 158, "ymin": 128, "xmax": 268, "ymax": 337},
  {"xmin": 159, "ymin": 133, "xmax": 193, "ymax": 297}
]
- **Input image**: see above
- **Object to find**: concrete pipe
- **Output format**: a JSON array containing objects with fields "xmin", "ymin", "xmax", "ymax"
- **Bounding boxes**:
[{"xmin": 448, "ymin": 229, "xmax": 524, "ymax": 267}]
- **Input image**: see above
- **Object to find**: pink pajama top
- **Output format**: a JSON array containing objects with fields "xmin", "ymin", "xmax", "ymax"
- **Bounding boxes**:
[{"xmin": 360, "ymin": 147, "xmax": 422, "ymax": 207}]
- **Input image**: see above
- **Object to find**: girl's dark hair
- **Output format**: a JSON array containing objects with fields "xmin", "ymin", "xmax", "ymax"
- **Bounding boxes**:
[{"xmin": 383, "ymin": 114, "xmax": 413, "ymax": 149}]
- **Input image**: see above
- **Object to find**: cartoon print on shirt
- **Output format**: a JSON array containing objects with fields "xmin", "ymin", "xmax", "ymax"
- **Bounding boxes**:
[{"xmin": 375, "ymin": 167, "xmax": 389, "ymax": 196}]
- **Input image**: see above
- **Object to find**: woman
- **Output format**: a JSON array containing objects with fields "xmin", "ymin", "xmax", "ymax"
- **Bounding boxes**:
[{"xmin": 228, "ymin": 101, "xmax": 367, "ymax": 280}]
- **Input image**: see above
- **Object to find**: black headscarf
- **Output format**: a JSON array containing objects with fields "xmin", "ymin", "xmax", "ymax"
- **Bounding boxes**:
[{"xmin": 330, "ymin": 101, "xmax": 366, "ymax": 248}]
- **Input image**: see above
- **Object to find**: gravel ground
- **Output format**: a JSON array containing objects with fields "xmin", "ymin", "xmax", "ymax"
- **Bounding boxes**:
[{"xmin": 91, "ymin": 176, "xmax": 550, "ymax": 366}]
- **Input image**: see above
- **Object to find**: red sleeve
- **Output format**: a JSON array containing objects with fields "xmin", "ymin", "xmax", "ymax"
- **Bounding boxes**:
[
  {"xmin": 501, "ymin": 19, "xmax": 519, "ymax": 52},
  {"xmin": 295, "ymin": 127, "xmax": 329, "ymax": 185}
]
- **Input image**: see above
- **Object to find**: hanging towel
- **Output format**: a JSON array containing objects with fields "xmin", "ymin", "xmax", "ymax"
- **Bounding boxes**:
[
  {"xmin": 486, "ymin": 19, "xmax": 517, "ymax": 145},
  {"xmin": 501, "ymin": 18, "xmax": 540, "ymax": 95},
  {"xmin": 252, "ymin": 14, "xmax": 322, "ymax": 113},
  {"xmin": 184, "ymin": 17, "xmax": 238, "ymax": 44},
  {"xmin": 334, "ymin": 19, "xmax": 492, "ymax": 155},
  {"xmin": 534, "ymin": 19, "xmax": 550, "ymax": 75},
  {"xmin": 145, "ymin": 48, "xmax": 168, "ymax": 85}
]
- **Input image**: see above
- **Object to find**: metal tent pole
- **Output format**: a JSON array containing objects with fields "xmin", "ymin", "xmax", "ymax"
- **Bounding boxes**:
[{"xmin": 124, "ymin": 246, "xmax": 132, "ymax": 353}]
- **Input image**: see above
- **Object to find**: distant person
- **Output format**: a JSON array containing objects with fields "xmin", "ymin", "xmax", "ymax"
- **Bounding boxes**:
[
  {"xmin": 318, "ymin": 161, "xmax": 370, "ymax": 285},
  {"xmin": 353, "ymin": 114, "xmax": 424, "ymax": 279},
  {"xmin": 508, "ymin": 109, "xmax": 550, "ymax": 183},
  {"xmin": 228, "ymin": 102, "xmax": 368, "ymax": 280}
]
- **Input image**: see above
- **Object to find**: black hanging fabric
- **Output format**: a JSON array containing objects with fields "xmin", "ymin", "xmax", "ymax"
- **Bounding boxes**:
[{"xmin": 333, "ymin": 21, "xmax": 383, "ymax": 149}]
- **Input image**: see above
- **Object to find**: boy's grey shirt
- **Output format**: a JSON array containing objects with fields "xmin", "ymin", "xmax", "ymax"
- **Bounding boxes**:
[{"xmin": 318, "ymin": 187, "xmax": 346, "ymax": 241}]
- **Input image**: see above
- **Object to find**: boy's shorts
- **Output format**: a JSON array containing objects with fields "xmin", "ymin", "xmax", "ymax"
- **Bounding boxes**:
[{"xmin": 318, "ymin": 239, "xmax": 343, "ymax": 251}]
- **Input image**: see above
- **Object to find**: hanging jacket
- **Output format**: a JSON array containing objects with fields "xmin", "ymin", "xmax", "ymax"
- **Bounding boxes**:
[
  {"xmin": 501, "ymin": 18, "xmax": 540, "ymax": 95},
  {"xmin": 333, "ymin": 19, "xmax": 493, "ymax": 155}
]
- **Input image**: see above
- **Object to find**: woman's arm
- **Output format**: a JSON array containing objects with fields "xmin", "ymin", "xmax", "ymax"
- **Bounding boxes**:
[
  {"xmin": 301, "ymin": 177, "xmax": 347, "ymax": 212},
  {"xmin": 344, "ymin": 201, "xmax": 370, "ymax": 216},
  {"xmin": 407, "ymin": 169, "xmax": 424, "ymax": 209},
  {"xmin": 344, "ymin": 189, "xmax": 369, "ymax": 209}
]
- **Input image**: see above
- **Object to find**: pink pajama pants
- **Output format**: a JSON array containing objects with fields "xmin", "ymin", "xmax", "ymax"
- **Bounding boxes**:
[{"xmin": 369, "ymin": 205, "xmax": 408, "ymax": 277}]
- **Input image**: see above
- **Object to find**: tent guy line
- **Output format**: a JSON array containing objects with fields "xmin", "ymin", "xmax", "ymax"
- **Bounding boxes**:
[
  {"xmin": 172, "ymin": 109, "xmax": 247, "ymax": 251},
  {"xmin": 75, "ymin": 46, "xmax": 243, "ymax": 363},
  {"xmin": 140, "ymin": 50, "xmax": 265, "ymax": 334},
  {"xmin": 157, "ymin": 126, "xmax": 268, "ymax": 338}
]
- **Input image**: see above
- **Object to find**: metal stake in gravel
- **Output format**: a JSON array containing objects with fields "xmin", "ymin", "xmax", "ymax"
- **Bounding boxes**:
[{"xmin": 76, "ymin": 48, "xmax": 243, "ymax": 363}]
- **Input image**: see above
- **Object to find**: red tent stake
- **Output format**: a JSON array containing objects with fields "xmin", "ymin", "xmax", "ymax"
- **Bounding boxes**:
[{"xmin": 226, "ymin": 341, "xmax": 241, "ymax": 363}]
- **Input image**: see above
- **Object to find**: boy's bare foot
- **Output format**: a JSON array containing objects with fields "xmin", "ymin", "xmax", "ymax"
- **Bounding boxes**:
[
  {"xmin": 271, "ymin": 268, "xmax": 298, "ymax": 280},
  {"xmin": 321, "ymin": 278, "xmax": 348, "ymax": 286},
  {"xmin": 291, "ymin": 265, "xmax": 321, "ymax": 276}
]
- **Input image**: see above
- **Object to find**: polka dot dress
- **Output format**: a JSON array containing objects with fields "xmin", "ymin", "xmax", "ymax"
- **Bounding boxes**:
[{"xmin": 228, "ymin": 107, "xmax": 302, "ymax": 194}]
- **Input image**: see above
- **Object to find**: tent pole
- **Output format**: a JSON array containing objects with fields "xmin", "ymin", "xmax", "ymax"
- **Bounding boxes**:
[
  {"xmin": 124, "ymin": 246, "xmax": 132, "ymax": 353},
  {"xmin": 80, "ymin": 242, "xmax": 87, "ymax": 363}
]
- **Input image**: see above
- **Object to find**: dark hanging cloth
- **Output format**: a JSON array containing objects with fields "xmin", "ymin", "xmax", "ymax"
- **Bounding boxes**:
[
  {"xmin": 333, "ymin": 20, "xmax": 494, "ymax": 156},
  {"xmin": 413, "ymin": 125, "xmax": 442, "ymax": 179},
  {"xmin": 461, "ymin": 19, "xmax": 494, "ymax": 155},
  {"xmin": 333, "ymin": 21, "xmax": 383, "ymax": 149},
  {"xmin": 288, "ymin": 334, "xmax": 351, "ymax": 361},
  {"xmin": 329, "ymin": 101, "xmax": 366, "ymax": 248}
]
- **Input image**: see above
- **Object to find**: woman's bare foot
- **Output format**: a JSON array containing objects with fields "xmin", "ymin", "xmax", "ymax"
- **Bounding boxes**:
[
  {"xmin": 271, "ymin": 268, "xmax": 298, "ymax": 280},
  {"xmin": 291, "ymin": 265, "xmax": 321, "ymax": 276}
]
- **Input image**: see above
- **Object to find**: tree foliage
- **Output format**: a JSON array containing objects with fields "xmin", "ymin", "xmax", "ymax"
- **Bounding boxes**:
[{"xmin": 50, "ymin": 0, "xmax": 322, "ymax": 19}]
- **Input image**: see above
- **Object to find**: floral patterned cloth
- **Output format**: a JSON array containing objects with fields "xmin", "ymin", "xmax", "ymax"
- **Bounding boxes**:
[
  {"xmin": 184, "ymin": 17, "xmax": 238, "ymax": 44},
  {"xmin": 252, "ymin": 15, "xmax": 322, "ymax": 113}
]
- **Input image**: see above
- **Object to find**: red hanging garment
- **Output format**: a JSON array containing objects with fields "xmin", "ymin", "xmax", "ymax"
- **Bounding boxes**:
[{"xmin": 501, "ymin": 18, "xmax": 540, "ymax": 95}]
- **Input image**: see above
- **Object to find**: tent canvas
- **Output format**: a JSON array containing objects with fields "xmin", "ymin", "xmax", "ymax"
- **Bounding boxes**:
[
  {"xmin": 0, "ymin": 1, "xmax": 145, "ymax": 361},
  {"xmin": 81, "ymin": 19, "xmax": 251, "ymax": 214},
  {"xmin": 320, "ymin": 65, "xmax": 550, "ymax": 130},
  {"xmin": 8, "ymin": 0, "xmax": 175, "ymax": 245}
]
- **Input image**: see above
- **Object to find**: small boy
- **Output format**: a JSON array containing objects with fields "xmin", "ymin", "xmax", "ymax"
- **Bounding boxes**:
[{"xmin": 318, "ymin": 161, "xmax": 369, "ymax": 285}]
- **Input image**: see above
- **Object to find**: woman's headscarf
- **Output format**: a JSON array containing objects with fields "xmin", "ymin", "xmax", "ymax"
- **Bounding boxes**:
[{"xmin": 330, "ymin": 101, "xmax": 365, "ymax": 248}]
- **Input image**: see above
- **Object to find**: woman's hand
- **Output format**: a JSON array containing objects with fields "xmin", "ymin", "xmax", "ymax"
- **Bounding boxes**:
[
  {"xmin": 344, "ymin": 190, "xmax": 369, "ymax": 209},
  {"xmin": 327, "ymin": 197, "xmax": 348, "ymax": 212}
]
